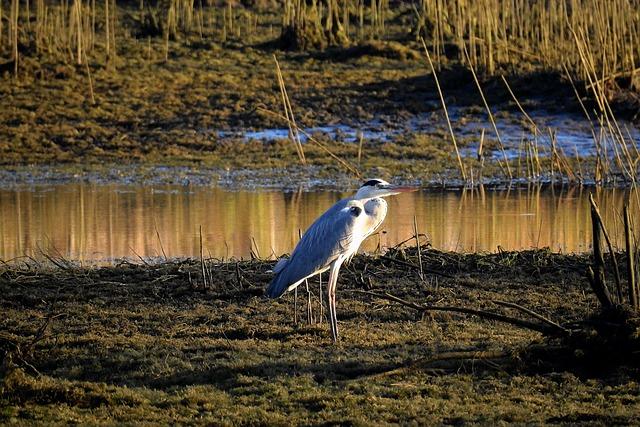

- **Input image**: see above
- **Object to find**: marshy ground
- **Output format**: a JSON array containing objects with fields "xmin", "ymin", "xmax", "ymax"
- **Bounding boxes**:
[
  {"xmin": 1, "ymin": 3, "xmax": 638, "ymax": 186},
  {"xmin": 2, "ymin": 2, "xmax": 640, "ymax": 424},
  {"xmin": 1, "ymin": 249, "xmax": 639, "ymax": 424}
]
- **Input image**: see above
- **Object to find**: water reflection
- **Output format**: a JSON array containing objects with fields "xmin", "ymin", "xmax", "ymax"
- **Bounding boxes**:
[{"xmin": 0, "ymin": 184, "xmax": 636, "ymax": 263}]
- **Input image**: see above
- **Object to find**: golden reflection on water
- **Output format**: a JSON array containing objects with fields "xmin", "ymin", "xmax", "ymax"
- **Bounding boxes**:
[{"xmin": 0, "ymin": 184, "xmax": 637, "ymax": 262}]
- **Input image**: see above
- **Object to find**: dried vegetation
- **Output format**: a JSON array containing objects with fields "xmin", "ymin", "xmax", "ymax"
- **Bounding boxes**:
[{"xmin": 1, "ymin": 236, "xmax": 639, "ymax": 423}]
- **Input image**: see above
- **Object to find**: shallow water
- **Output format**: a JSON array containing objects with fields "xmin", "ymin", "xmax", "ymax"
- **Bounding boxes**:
[
  {"xmin": 222, "ymin": 109, "xmax": 640, "ymax": 160},
  {"xmin": 1, "ymin": 184, "xmax": 638, "ymax": 263}
]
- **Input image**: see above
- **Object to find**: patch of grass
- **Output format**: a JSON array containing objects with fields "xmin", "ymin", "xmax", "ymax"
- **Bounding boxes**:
[{"xmin": 1, "ymin": 250, "xmax": 639, "ymax": 424}]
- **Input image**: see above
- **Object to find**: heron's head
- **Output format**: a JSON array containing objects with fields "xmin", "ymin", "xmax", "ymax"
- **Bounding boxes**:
[{"xmin": 353, "ymin": 179, "xmax": 418, "ymax": 200}]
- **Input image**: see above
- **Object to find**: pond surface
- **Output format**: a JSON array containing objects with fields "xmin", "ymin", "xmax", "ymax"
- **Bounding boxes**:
[{"xmin": 1, "ymin": 184, "xmax": 638, "ymax": 263}]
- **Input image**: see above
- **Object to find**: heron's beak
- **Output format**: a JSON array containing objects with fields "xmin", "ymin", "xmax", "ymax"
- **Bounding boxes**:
[{"xmin": 379, "ymin": 184, "xmax": 420, "ymax": 196}]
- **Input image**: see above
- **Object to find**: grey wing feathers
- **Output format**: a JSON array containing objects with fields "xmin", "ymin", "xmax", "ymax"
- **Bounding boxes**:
[{"xmin": 266, "ymin": 200, "xmax": 357, "ymax": 298}]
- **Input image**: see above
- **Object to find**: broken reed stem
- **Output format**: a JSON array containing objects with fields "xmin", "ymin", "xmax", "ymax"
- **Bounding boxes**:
[
  {"xmin": 420, "ymin": 38, "xmax": 466, "ymax": 182},
  {"xmin": 588, "ymin": 194, "xmax": 614, "ymax": 308},
  {"xmin": 463, "ymin": 45, "xmax": 512, "ymax": 180},
  {"xmin": 413, "ymin": 215, "xmax": 424, "ymax": 281},
  {"xmin": 257, "ymin": 106, "xmax": 361, "ymax": 178},
  {"xmin": 591, "ymin": 195, "xmax": 623, "ymax": 302},
  {"xmin": 623, "ymin": 204, "xmax": 639, "ymax": 310},
  {"xmin": 199, "ymin": 225, "xmax": 208, "ymax": 288},
  {"xmin": 154, "ymin": 222, "xmax": 167, "ymax": 260},
  {"xmin": 500, "ymin": 75, "xmax": 537, "ymax": 132},
  {"xmin": 273, "ymin": 55, "xmax": 306, "ymax": 165},
  {"xmin": 357, "ymin": 131, "xmax": 364, "ymax": 167},
  {"xmin": 82, "ymin": 49, "xmax": 96, "ymax": 105}
]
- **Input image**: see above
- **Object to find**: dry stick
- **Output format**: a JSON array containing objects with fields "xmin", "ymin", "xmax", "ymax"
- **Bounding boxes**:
[
  {"xmin": 379, "ymin": 350, "xmax": 509, "ymax": 379},
  {"xmin": 589, "ymin": 194, "xmax": 623, "ymax": 302},
  {"xmin": 420, "ymin": 38, "xmax": 466, "ymax": 182},
  {"xmin": 463, "ymin": 45, "xmax": 512, "ymax": 180},
  {"xmin": 413, "ymin": 215, "xmax": 424, "ymax": 281},
  {"xmin": 623, "ymin": 204, "xmax": 638, "ymax": 309},
  {"xmin": 492, "ymin": 300, "xmax": 570, "ymax": 334},
  {"xmin": 357, "ymin": 290, "xmax": 564, "ymax": 335},
  {"xmin": 129, "ymin": 246, "xmax": 150, "ymax": 266},
  {"xmin": 257, "ymin": 107, "xmax": 361, "ymax": 177}
]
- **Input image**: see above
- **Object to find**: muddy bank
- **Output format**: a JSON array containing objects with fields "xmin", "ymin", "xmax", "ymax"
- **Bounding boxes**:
[
  {"xmin": 2, "ymin": 27, "xmax": 637, "ymax": 186},
  {"xmin": 1, "ymin": 249, "xmax": 639, "ymax": 424}
]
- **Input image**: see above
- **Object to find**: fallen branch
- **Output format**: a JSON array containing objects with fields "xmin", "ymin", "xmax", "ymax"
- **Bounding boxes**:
[
  {"xmin": 364, "ymin": 349, "xmax": 509, "ymax": 379},
  {"xmin": 357, "ymin": 290, "xmax": 567, "ymax": 336},
  {"xmin": 492, "ymin": 300, "xmax": 570, "ymax": 334}
]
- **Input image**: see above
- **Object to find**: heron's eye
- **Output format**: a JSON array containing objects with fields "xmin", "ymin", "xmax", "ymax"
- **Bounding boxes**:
[{"xmin": 349, "ymin": 206, "xmax": 362, "ymax": 216}]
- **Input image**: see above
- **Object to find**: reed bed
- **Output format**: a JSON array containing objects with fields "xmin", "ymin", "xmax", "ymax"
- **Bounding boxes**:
[
  {"xmin": 0, "ymin": 1, "xmax": 638, "ymax": 187},
  {"xmin": 2, "ymin": 1, "xmax": 636, "ymax": 80}
]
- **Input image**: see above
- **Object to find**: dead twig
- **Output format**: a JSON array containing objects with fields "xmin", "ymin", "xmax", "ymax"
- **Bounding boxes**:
[
  {"xmin": 357, "ymin": 290, "xmax": 566, "ymax": 336},
  {"xmin": 492, "ymin": 300, "xmax": 570, "ymax": 334}
]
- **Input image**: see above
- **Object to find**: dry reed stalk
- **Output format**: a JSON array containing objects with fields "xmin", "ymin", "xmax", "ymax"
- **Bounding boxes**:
[
  {"xmin": 105, "ymin": 0, "xmax": 109, "ymax": 61},
  {"xmin": 199, "ymin": 225, "xmax": 208, "ymax": 288},
  {"xmin": 477, "ymin": 128, "xmax": 485, "ymax": 181},
  {"xmin": 109, "ymin": 0, "xmax": 116, "ymax": 65},
  {"xmin": 11, "ymin": 0, "xmax": 18, "ymax": 77},
  {"xmin": 462, "ymin": 45, "xmax": 512, "ymax": 180},
  {"xmin": 589, "ymin": 194, "xmax": 623, "ymax": 303},
  {"xmin": 273, "ymin": 55, "xmax": 306, "ymax": 165},
  {"xmin": 420, "ymin": 38, "xmax": 466, "ymax": 181},
  {"xmin": 0, "ymin": 0, "xmax": 4, "ymax": 49},
  {"xmin": 500, "ymin": 75, "xmax": 538, "ymax": 132},
  {"xmin": 154, "ymin": 222, "xmax": 167, "ymax": 261},
  {"xmin": 357, "ymin": 131, "xmax": 364, "ymax": 167},
  {"xmin": 574, "ymin": 146, "xmax": 584, "ymax": 184},
  {"xmin": 623, "ymin": 204, "xmax": 638, "ymax": 309},
  {"xmin": 82, "ymin": 49, "xmax": 95, "ymax": 105},
  {"xmin": 257, "ymin": 107, "xmax": 361, "ymax": 178},
  {"xmin": 413, "ymin": 215, "xmax": 424, "ymax": 281},
  {"xmin": 74, "ymin": 0, "xmax": 83, "ymax": 64}
]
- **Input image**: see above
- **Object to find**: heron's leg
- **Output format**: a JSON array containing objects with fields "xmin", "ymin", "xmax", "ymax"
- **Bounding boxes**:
[
  {"xmin": 326, "ymin": 274, "xmax": 336, "ymax": 342},
  {"xmin": 305, "ymin": 279, "xmax": 313, "ymax": 325},
  {"xmin": 327, "ymin": 260, "xmax": 341, "ymax": 342},
  {"xmin": 318, "ymin": 273, "xmax": 323, "ymax": 324}
]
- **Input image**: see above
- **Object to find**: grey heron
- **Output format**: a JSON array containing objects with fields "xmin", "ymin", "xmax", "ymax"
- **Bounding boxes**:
[{"xmin": 266, "ymin": 179, "xmax": 418, "ymax": 342}]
